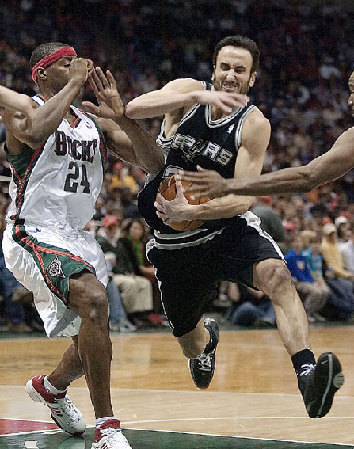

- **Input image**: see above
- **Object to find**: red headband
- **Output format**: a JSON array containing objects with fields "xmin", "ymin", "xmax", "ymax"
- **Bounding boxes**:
[{"xmin": 31, "ymin": 46, "xmax": 77, "ymax": 82}]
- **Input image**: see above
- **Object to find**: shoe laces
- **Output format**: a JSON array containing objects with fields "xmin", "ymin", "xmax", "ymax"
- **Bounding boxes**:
[
  {"xmin": 99, "ymin": 427, "xmax": 130, "ymax": 446},
  {"xmin": 50, "ymin": 395, "xmax": 80, "ymax": 420},
  {"xmin": 299, "ymin": 363, "xmax": 315, "ymax": 377},
  {"xmin": 196, "ymin": 351, "xmax": 214, "ymax": 372}
]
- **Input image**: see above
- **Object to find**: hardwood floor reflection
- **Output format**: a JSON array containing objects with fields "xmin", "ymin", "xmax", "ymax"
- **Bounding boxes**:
[{"xmin": 1, "ymin": 326, "xmax": 354, "ymax": 444}]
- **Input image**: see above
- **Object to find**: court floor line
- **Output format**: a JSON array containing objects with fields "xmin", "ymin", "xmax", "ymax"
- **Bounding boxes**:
[
  {"xmin": 123, "ymin": 417, "xmax": 354, "ymax": 423},
  {"xmin": 1, "ymin": 426, "xmax": 353, "ymax": 447},
  {"xmin": 126, "ymin": 427, "xmax": 354, "ymax": 446},
  {"xmin": 1, "ymin": 429, "xmax": 62, "ymax": 437},
  {"xmin": 2, "ymin": 385, "xmax": 353, "ymax": 399}
]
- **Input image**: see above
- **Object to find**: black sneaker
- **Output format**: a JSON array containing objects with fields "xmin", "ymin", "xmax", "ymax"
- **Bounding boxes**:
[
  {"xmin": 188, "ymin": 318, "xmax": 219, "ymax": 389},
  {"xmin": 303, "ymin": 352, "xmax": 344, "ymax": 418}
]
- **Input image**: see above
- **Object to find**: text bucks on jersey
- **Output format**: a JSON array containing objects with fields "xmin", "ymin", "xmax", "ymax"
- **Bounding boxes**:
[{"xmin": 6, "ymin": 96, "xmax": 106, "ymax": 231}]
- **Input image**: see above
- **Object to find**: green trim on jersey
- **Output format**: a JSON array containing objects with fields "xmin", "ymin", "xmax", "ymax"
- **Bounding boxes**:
[
  {"xmin": 12, "ymin": 224, "xmax": 95, "ymax": 303},
  {"xmin": 7, "ymin": 144, "xmax": 45, "ymax": 221},
  {"xmin": 6, "ymin": 146, "xmax": 37, "ymax": 178}
]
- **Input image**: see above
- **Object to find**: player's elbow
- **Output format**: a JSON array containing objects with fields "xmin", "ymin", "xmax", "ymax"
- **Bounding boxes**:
[
  {"xmin": 299, "ymin": 166, "xmax": 319, "ymax": 192},
  {"xmin": 124, "ymin": 101, "xmax": 143, "ymax": 119}
]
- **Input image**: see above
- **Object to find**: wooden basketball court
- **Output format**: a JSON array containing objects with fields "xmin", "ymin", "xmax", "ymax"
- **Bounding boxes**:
[{"xmin": 1, "ymin": 324, "xmax": 354, "ymax": 448}]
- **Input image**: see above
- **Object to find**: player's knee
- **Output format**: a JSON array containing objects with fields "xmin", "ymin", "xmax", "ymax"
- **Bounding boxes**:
[
  {"xmin": 85, "ymin": 289, "xmax": 108, "ymax": 323},
  {"xmin": 258, "ymin": 261, "xmax": 292, "ymax": 300},
  {"xmin": 71, "ymin": 278, "xmax": 108, "ymax": 323}
]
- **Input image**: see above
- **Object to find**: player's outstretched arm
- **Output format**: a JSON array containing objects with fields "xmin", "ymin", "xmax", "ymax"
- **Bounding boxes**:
[
  {"xmin": 182, "ymin": 127, "xmax": 354, "ymax": 196},
  {"xmin": 0, "ymin": 86, "xmax": 33, "ymax": 135},
  {"xmin": 0, "ymin": 86, "xmax": 33, "ymax": 115},
  {"xmin": 124, "ymin": 78, "xmax": 248, "ymax": 119},
  {"xmin": 5, "ymin": 58, "xmax": 90, "ymax": 149},
  {"xmin": 83, "ymin": 67, "xmax": 164, "ymax": 173}
]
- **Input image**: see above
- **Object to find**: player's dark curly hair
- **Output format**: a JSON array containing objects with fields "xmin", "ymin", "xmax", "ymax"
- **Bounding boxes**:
[
  {"xmin": 30, "ymin": 42, "xmax": 70, "ymax": 68},
  {"xmin": 213, "ymin": 36, "xmax": 260, "ymax": 73}
]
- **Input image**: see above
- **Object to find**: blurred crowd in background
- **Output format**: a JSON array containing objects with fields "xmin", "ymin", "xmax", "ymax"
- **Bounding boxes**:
[{"xmin": 0, "ymin": 0, "xmax": 353, "ymax": 333}]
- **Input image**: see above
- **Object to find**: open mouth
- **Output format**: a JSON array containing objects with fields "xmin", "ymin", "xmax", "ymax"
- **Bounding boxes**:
[{"xmin": 222, "ymin": 84, "xmax": 239, "ymax": 92}]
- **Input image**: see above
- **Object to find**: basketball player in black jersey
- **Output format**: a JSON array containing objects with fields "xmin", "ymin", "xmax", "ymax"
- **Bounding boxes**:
[
  {"xmin": 181, "ymin": 70, "xmax": 354, "ymax": 199},
  {"xmin": 97, "ymin": 36, "xmax": 343, "ymax": 419}
]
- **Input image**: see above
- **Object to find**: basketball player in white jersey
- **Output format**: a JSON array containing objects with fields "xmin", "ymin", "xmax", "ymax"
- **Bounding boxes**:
[
  {"xmin": 180, "ymin": 70, "xmax": 354, "ymax": 198},
  {"xmin": 2, "ymin": 42, "xmax": 162, "ymax": 449},
  {"xmin": 122, "ymin": 35, "xmax": 344, "ymax": 419}
]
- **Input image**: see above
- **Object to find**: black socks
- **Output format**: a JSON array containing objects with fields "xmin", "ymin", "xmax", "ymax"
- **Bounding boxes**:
[{"xmin": 291, "ymin": 349, "xmax": 316, "ymax": 395}]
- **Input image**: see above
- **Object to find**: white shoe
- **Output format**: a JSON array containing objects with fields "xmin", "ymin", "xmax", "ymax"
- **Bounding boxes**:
[
  {"xmin": 119, "ymin": 319, "xmax": 137, "ymax": 333},
  {"xmin": 92, "ymin": 419, "xmax": 132, "ymax": 448},
  {"xmin": 25, "ymin": 375, "xmax": 86, "ymax": 436},
  {"xmin": 109, "ymin": 321, "xmax": 121, "ymax": 332},
  {"xmin": 312, "ymin": 312, "xmax": 326, "ymax": 322}
]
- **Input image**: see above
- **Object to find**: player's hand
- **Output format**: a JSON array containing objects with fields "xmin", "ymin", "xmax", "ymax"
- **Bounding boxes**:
[
  {"xmin": 192, "ymin": 90, "xmax": 248, "ymax": 115},
  {"xmin": 70, "ymin": 58, "xmax": 91, "ymax": 86},
  {"xmin": 82, "ymin": 67, "xmax": 124, "ymax": 120},
  {"xmin": 181, "ymin": 166, "xmax": 228, "ymax": 198},
  {"xmin": 154, "ymin": 176, "xmax": 190, "ymax": 225}
]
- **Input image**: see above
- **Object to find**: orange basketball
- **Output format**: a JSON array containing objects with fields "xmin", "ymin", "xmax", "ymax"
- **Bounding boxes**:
[{"xmin": 157, "ymin": 174, "xmax": 211, "ymax": 231}]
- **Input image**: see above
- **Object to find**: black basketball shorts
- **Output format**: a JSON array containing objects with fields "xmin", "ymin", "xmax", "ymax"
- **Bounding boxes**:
[{"xmin": 147, "ymin": 213, "xmax": 284, "ymax": 337}]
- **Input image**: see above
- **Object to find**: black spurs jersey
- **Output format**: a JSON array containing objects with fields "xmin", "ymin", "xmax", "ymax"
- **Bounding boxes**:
[{"xmin": 138, "ymin": 81, "xmax": 257, "ymax": 239}]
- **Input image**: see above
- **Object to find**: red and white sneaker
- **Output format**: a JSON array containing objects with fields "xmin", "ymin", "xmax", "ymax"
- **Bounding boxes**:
[
  {"xmin": 92, "ymin": 419, "xmax": 132, "ymax": 448},
  {"xmin": 25, "ymin": 375, "xmax": 86, "ymax": 436}
]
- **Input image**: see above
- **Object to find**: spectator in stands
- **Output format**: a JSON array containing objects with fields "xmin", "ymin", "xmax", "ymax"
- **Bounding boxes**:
[
  {"xmin": 321, "ymin": 223, "xmax": 354, "ymax": 282},
  {"xmin": 96, "ymin": 216, "xmax": 159, "ymax": 327},
  {"xmin": 285, "ymin": 234, "xmax": 327, "ymax": 322},
  {"xmin": 228, "ymin": 283, "xmax": 276, "ymax": 328},
  {"xmin": 106, "ymin": 280, "xmax": 137, "ymax": 333},
  {"xmin": 321, "ymin": 223, "xmax": 354, "ymax": 321},
  {"xmin": 0, "ymin": 249, "xmax": 33, "ymax": 333},
  {"xmin": 110, "ymin": 161, "xmax": 139, "ymax": 195},
  {"xmin": 305, "ymin": 233, "xmax": 330, "ymax": 321},
  {"xmin": 251, "ymin": 196, "xmax": 285, "ymax": 246},
  {"xmin": 93, "ymin": 216, "xmax": 136, "ymax": 333},
  {"xmin": 338, "ymin": 225, "xmax": 353, "ymax": 273},
  {"xmin": 335, "ymin": 215, "xmax": 350, "ymax": 243},
  {"xmin": 117, "ymin": 218, "xmax": 163, "ymax": 326}
]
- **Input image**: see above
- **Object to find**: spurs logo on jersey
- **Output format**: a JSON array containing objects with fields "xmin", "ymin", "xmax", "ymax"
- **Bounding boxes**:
[
  {"xmin": 46, "ymin": 256, "xmax": 65, "ymax": 278},
  {"xmin": 55, "ymin": 131, "xmax": 98, "ymax": 163},
  {"xmin": 171, "ymin": 133, "xmax": 234, "ymax": 166},
  {"xmin": 138, "ymin": 81, "xmax": 257, "ymax": 241}
]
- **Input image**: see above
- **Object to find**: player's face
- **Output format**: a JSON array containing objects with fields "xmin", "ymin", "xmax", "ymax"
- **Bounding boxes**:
[
  {"xmin": 212, "ymin": 46, "xmax": 256, "ymax": 94},
  {"xmin": 45, "ymin": 56, "xmax": 77, "ymax": 92},
  {"xmin": 348, "ymin": 72, "xmax": 354, "ymax": 118}
]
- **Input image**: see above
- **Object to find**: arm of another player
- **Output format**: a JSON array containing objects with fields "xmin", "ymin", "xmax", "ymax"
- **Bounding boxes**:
[
  {"xmin": 155, "ymin": 109, "xmax": 270, "ymax": 223},
  {"xmin": 124, "ymin": 78, "xmax": 248, "ymax": 119},
  {"xmin": 181, "ymin": 126, "xmax": 354, "ymax": 196},
  {"xmin": 4, "ymin": 58, "xmax": 90, "ymax": 150},
  {"xmin": 0, "ymin": 86, "xmax": 33, "ymax": 115},
  {"xmin": 83, "ymin": 67, "xmax": 164, "ymax": 173},
  {"xmin": 0, "ymin": 86, "xmax": 33, "ymax": 136}
]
